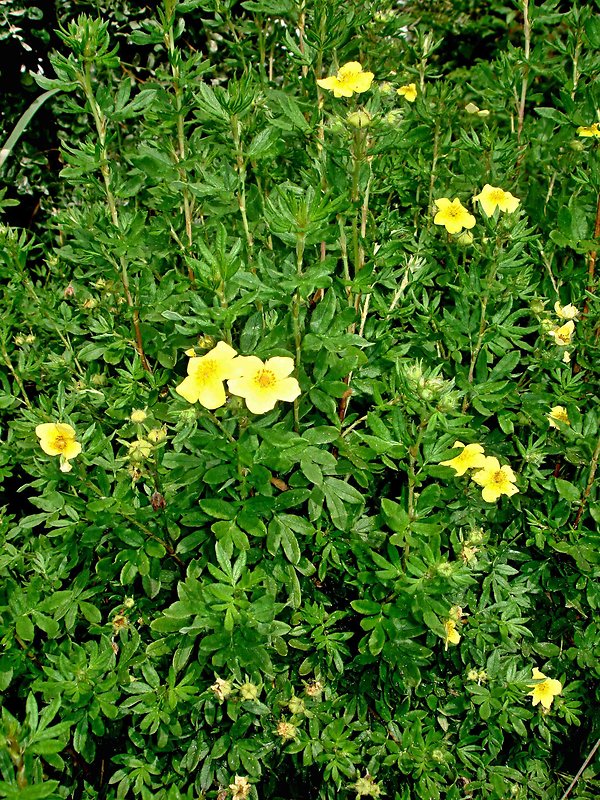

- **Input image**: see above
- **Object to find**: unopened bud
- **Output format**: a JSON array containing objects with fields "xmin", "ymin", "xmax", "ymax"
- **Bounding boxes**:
[{"xmin": 347, "ymin": 110, "xmax": 372, "ymax": 129}]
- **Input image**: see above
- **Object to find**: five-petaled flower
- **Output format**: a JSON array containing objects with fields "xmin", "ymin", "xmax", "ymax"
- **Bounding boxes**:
[
  {"xmin": 440, "ymin": 441, "xmax": 486, "ymax": 476},
  {"xmin": 229, "ymin": 775, "xmax": 251, "ymax": 800},
  {"xmin": 554, "ymin": 301, "xmax": 579, "ymax": 320},
  {"xmin": 576, "ymin": 123, "xmax": 600, "ymax": 138},
  {"xmin": 397, "ymin": 83, "xmax": 417, "ymax": 102},
  {"xmin": 317, "ymin": 62, "xmax": 374, "ymax": 98},
  {"xmin": 471, "ymin": 456, "xmax": 518, "ymax": 503},
  {"xmin": 176, "ymin": 341, "xmax": 239, "ymax": 409},
  {"xmin": 227, "ymin": 356, "xmax": 301, "ymax": 415},
  {"xmin": 547, "ymin": 406, "xmax": 570, "ymax": 429},
  {"xmin": 433, "ymin": 198, "xmax": 476, "ymax": 234},
  {"xmin": 473, "ymin": 184, "xmax": 520, "ymax": 217},
  {"xmin": 35, "ymin": 422, "xmax": 81, "ymax": 473},
  {"xmin": 528, "ymin": 668, "xmax": 562, "ymax": 710},
  {"xmin": 549, "ymin": 320, "xmax": 575, "ymax": 346}
]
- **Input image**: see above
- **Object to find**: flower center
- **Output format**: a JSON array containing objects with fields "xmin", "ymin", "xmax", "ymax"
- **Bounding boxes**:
[
  {"xmin": 447, "ymin": 206, "xmax": 460, "ymax": 218},
  {"xmin": 53, "ymin": 435, "xmax": 67, "ymax": 452},
  {"xmin": 255, "ymin": 369, "xmax": 276, "ymax": 389},
  {"xmin": 196, "ymin": 359, "xmax": 217, "ymax": 382},
  {"xmin": 490, "ymin": 189, "xmax": 505, "ymax": 202},
  {"xmin": 491, "ymin": 470, "xmax": 506, "ymax": 485}
]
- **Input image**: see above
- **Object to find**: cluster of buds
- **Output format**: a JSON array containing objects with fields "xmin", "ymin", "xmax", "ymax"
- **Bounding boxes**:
[
  {"xmin": 459, "ymin": 526, "xmax": 486, "ymax": 565},
  {"xmin": 467, "ymin": 668, "xmax": 488, "ymax": 684},
  {"xmin": 400, "ymin": 361, "xmax": 460, "ymax": 412},
  {"xmin": 209, "ymin": 676, "xmax": 262, "ymax": 704},
  {"xmin": 14, "ymin": 333, "xmax": 36, "ymax": 346},
  {"xmin": 125, "ymin": 410, "xmax": 167, "ymax": 479},
  {"xmin": 352, "ymin": 772, "xmax": 382, "ymax": 798}
]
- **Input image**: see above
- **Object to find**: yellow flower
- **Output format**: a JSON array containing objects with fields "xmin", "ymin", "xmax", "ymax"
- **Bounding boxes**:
[
  {"xmin": 576, "ymin": 123, "xmax": 600, "ymax": 138},
  {"xmin": 229, "ymin": 776, "xmax": 251, "ymax": 800},
  {"xmin": 317, "ymin": 62, "xmax": 374, "ymax": 98},
  {"xmin": 176, "ymin": 341, "xmax": 239, "ymax": 409},
  {"xmin": 35, "ymin": 423, "xmax": 82, "ymax": 473},
  {"xmin": 473, "ymin": 184, "xmax": 520, "ymax": 217},
  {"xmin": 444, "ymin": 618, "xmax": 460, "ymax": 650},
  {"xmin": 440, "ymin": 441, "xmax": 486, "ymax": 476},
  {"xmin": 433, "ymin": 198, "xmax": 476, "ymax": 235},
  {"xmin": 554, "ymin": 301, "xmax": 579, "ymax": 320},
  {"xmin": 227, "ymin": 356, "xmax": 300, "ymax": 415},
  {"xmin": 528, "ymin": 667, "xmax": 562, "ymax": 710},
  {"xmin": 549, "ymin": 320, "xmax": 575, "ymax": 346},
  {"xmin": 471, "ymin": 456, "xmax": 519, "ymax": 503},
  {"xmin": 397, "ymin": 83, "xmax": 417, "ymax": 102},
  {"xmin": 547, "ymin": 406, "xmax": 570, "ymax": 429}
]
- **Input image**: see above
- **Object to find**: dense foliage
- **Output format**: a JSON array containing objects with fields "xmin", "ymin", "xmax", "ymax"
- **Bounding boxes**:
[{"xmin": 1, "ymin": 1, "xmax": 599, "ymax": 798}]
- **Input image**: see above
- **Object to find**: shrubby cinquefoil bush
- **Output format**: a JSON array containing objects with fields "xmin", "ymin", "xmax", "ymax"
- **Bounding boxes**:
[{"xmin": 0, "ymin": 1, "xmax": 599, "ymax": 798}]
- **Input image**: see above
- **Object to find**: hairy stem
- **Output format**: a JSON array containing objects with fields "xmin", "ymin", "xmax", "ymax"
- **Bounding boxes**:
[
  {"xmin": 80, "ymin": 65, "xmax": 150, "ymax": 371},
  {"xmin": 517, "ymin": 0, "xmax": 531, "ymax": 143},
  {"xmin": 1, "ymin": 340, "xmax": 32, "ymax": 409},
  {"xmin": 165, "ymin": 7, "xmax": 196, "ymax": 284},
  {"xmin": 231, "ymin": 115, "xmax": 254, "ymax": 259}
]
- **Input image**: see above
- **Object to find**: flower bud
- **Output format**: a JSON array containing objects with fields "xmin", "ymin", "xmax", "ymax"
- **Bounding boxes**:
[
  {"xmin": 147, "ymin": 427, "xmax": 167, "ymax": 444},
  {"xmin": 288, "ymin": 696, "xmax": 306, "ymax": 715},
  {"xmin": 130, "ymin": 409, "xmax": 147, "ymax": 423},
  {"xmin": 210, "ymin": 676, "xmax": 233, "ymax": 702},
  {"xmin": 347, "ymin": 110, "xmax": 372, "ymax": 129},
  {"xmin": 128, "ymin": 439, "xmax": 152, "ymax": 462},
  {"xmin": 239, "ymin": 681, "xmax": 260, "ymax": 701}
]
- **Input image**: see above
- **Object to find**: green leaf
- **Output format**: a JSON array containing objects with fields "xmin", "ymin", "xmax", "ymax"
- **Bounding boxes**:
[
  {"xmin": 351, "ymin": 600, "xmax": 381, "ymax": 615},
  {"xmin": 554, "ymin": 478, "xmax": 579, "ymax": 503},
  {"xmin": 16, "ymin": 615, "xmax": 35, "ymax": 642}
]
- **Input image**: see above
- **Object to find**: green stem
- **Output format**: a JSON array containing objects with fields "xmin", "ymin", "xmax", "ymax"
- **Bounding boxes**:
[
  {"xmin": 517, "ymin": 0, "xmax": 531, "ymax": 143},
  {"xmin": 462, "ymin": 260, "xmax": 499, "ymax": 412},
  {"xmin": 405, "ymin": 420, "xmax": 427, "ymax": 566},
  {"xmin": 231, "ymin": 115, "xmax": 254, "ymax": 258},
  {"xmin": 427, "ymin": 120, "xmax": 440, "ymax": 229},
  {"xmin": 165, "ymin": 7, "xmax": 196, "ymax": 284},
  {"xmin": 0, "ymin": 340, "xmax": 32, "ymax": 408},
  {"xmin": 80, "ymin": 64, "xmax": 150, "ymax": 372},
  {"xmin": 292, "ymin": 232, "xmax": 306, "ymax": 432}
]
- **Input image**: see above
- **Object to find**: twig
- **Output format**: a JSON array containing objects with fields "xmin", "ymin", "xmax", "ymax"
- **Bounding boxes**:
[
  {"xmin": 558, "ymin": 737, "xmax": 600, "ymax": 800},
  {"xmin": 572, "ymin": 435, "xmax": 600, "ymax": 529},
  {"xmin": 583, "ymin": 190, "xmax": 600, "ymax": 316}
]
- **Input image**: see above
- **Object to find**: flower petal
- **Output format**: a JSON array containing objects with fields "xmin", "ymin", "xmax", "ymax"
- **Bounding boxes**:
[
  {"xmin": 266, "ymin": 356, "xmax": 295, "ymax": 380},
  {"xmin": 176, "ymin": 375, "xmax": 201, "ymax": 403},
  {"xmin": 196, "ymin": 379, "xmax": 227, "ymax": 410}
]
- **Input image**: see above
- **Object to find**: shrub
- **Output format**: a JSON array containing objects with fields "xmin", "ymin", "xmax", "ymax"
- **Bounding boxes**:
[{"xmin": 1, "ymin": 1, "xmax": 599, "ymax": 799}]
